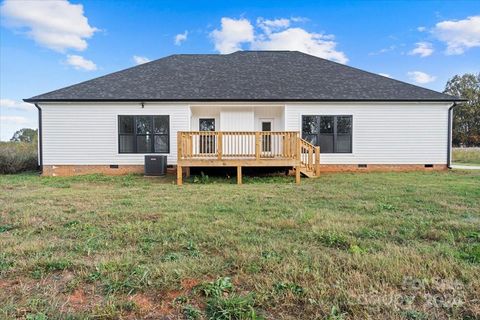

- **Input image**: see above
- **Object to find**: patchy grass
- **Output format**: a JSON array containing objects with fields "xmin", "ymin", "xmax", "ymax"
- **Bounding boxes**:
[
  {"xmin": 0, "ymin": 171, "xmax": 479, "ymax": 319},
  {"xmin": 453, "ymin": 147, "xmax": 480, "ymax": 165}
]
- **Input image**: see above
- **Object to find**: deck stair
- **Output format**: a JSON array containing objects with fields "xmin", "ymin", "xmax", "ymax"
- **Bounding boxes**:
[{"xmin": 299, "ymin": 138, "xmax": 320, "ymax": 178}]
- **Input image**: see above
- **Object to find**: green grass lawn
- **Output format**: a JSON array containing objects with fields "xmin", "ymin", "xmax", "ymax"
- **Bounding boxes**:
[
  {"xmin": 1, "ymin": 171, "xmax": 479, "ymax": 319},
  {"xmin": 453, "ymin": 148, "xmax": 480, "ymax": 165}
]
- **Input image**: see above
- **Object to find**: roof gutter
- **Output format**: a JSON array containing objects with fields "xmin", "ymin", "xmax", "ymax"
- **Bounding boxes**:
[
  {"xmin": 23, "ymin": 98, "xmax": 468, "ymax": 103},
  {"xmin": 34, "ymin": 103, "xmax": 43, "ymax": 173}
]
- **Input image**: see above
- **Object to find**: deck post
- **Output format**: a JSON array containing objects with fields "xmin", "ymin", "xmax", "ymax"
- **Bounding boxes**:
[
  {"xmin": 185, "ymin": 167, "xmax": 190, "ymax": 178},
  {"xmin": 315, "ymin": 146, "xmax": 320, "ymax": 176},
  {"xmin": 177, "ymin": 165, "xmax": 183, "ymax": 185},
  {"xmin": 255, "ymin": 132, "xmax": 260, "ymax": 159},
  {"xmin": 296, "ymin": 133, "xmax": 301, "ymax": 161},
  {"xmin": 295, "ymin": 166, "xmax": 301, "ymax": 184},
  {"xmin": 237, "ymin": 166, "xmax": 242, "ymax": 184},
  {"xmin": 178, "ymin": 132, "xmax": 183, "ymax": 160},
  {"xmin": 217, "ymin": 132, "xmax": 223, "ymax": 160}
]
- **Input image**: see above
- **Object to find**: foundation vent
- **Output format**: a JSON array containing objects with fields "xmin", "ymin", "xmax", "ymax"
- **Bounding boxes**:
[
  {"xmin": 110, "ymin": 165, "xmax": 119, "ymax": 169},
  {"xmin": 424, "ymin": 164, "xmax": 434, "ymax": 168},
  {"xmin": 358, "ymin": 164, "xmax": 368, "ymax": 168}
]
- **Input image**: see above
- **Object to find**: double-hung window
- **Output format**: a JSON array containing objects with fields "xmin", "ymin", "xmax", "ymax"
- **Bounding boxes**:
[
  {"xmin": 302, "ymin": 115, "xmax": 352, "ymax": 153},
  {"xmin": 118, "ymin": 115, "xmax": 169, "ymax": 153}
]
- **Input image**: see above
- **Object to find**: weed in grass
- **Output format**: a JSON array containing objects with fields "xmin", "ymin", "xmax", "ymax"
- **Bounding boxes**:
[
  {"xmin": 174, "ymin": 295, "xmax": 188, "ymax": 305},
  {"xmin": 161, "ymin": 252, "xmax": 181, "ymax": 262},
  {"xmin": 401, "ymin": 310, "xmax": 428, "ymax": 320},
  {"xmin": 36, "ymin": 259, "xmax": 72, "ymax": 273},
  {"xmin": 198, "ymin": 277, "xmax": 234, "ymax": 298},
  {"xmin": 245, "ymin": 261, "xmax": 261, "ymax": 274},
  {"xmin": 25, "ymin": 314, "xmax": 48, "ymax": 320},
  {"xmin": 260, "ymin": 250, "xmax": 283, "ymax": 261},
  {"xmin": 273, "ymin": 282, "xmax": 304, "ymax": 296},
  {"xmin": 185, "ymin": 240, "xmax": 200, "ymax": 257},
  {"xmin": 458, "ymin": 244, "xmax": 480, "ymax": 263},
  {"xmin": 0, "ymin": 224, "xmax": 15, "ymax": 233},
  {"xmin": 348, "ymin": 244, "xmax": 367, "ymax": 254},
  {"xmin": 378, "ymin": 203, "xmax": 396, "ymax": 211},
  {"xmin": 42, "ymin": 180, "xmax": 71, "ymax": 188},
  {"xmin": 355, "ymin": 228, "xmax": 387, "ymax": 239},
  {"xmin": 101, "ymin": 266, "xmax": 151, "ymax": 295},
  {"xmin": 0, "ymin": 253, "xmax": 14, "ymax": 272},
  {"xmin": 326, "ymin": 306, "xmax": 346, "ymax": 320},
  {"xmin": 206, "ymin": 294, "xmax": 260, "ymax": 320},
  {"xmin": 192, "ymin": 172, "xmax": 210, "ymax": 184},
  {"xmin": 316, "ymin": 232, "xmax": 350, "ymax": 250},
  {"xmin": 63, "ymin": 220, "xmax": 79, "ymax": 228},
  {"xmin": 183, "ymin": 305, "xmax": 202, "ymax": 319}
]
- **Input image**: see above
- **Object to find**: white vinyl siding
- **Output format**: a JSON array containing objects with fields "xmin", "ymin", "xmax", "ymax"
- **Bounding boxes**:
[
  {"xmin": 220, "ymin": 109, "xmax": 255, "ymax": 131},
  {"xmin": 40, "ymin": 101, "xmax": 451, "ymax": 166},
  {"xmin": 190, "ymin": 105, "xmax": 284, "ymax": 132},
  {"xmin": 40, "ymin": 103, "xmax": 190, "ymax": 165},
  {"xmin": 285, "ymin": 102, "xmax": 451, "ymax": 164}
]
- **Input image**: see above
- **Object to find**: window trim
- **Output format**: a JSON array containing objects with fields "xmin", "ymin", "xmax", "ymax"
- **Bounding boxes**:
[
  {"xmin": 118, "ymin": 115, "xmax": 170, "ymax": 154},
  {"xmin": 301, "ymin": 115, "xmax": 353, "ymax": 154}
]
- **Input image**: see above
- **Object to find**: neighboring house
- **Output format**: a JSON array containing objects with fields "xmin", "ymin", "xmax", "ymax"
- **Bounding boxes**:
[{"xmin": 24, "ymin": 51, "xmax": 463, "ymax": 183}]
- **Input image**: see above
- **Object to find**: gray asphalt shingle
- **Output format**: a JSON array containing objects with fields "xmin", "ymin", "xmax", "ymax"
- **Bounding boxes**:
[{"xmin": 25, "ymin": 51, "xmax": 460, "ymax": 102}]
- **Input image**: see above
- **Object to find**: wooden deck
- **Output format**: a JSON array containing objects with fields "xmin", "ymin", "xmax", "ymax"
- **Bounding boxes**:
[{"xmin": 177, "ymin": 131, "xmax": 320, "ymax": 185}]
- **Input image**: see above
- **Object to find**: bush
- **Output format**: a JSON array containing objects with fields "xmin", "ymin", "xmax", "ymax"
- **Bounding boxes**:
[{"xmin": 0, "ymin": 142, "xmax": 38, "ymax": 174}]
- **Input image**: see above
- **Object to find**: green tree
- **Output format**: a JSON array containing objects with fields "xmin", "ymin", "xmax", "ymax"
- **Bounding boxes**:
[
  {"xmin": 10, "ymin": 128, "xmax": 38, "ymax": 143},
  {"xmin": 443, "ymin": 73, "xmax": 480, "ymax": 147}
]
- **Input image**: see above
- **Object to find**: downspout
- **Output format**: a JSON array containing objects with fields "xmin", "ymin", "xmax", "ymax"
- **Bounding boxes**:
[
  {"xmin": 34, "ymin": 103, "xmax": 43, "ymax": 173},
  {"xmin": 447, "ymin": 102, "xmax": 456, "ymax": 169}
]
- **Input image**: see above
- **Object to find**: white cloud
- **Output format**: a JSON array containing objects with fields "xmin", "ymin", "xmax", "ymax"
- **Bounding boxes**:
[
  {"xmin": 174, "ymin": 30, "xmax": 188, "ymax": 45},
  {"xmin": 432, "ymin": 15, "xmax": 480, "ymax": 55},
  {"xmin": 211, "ymin": 17, "xmax": 348, "ymax": 63},
  {"xmin": 133, "ymin": 55, "xmax": 151, "ymax": 65},
  {"xmin": 408, "ymin": 42, "xmax": 434, "ymax": 57},
  {"xmin": 407, "ymin": 71, "xmax": 436, "ymax": 84},
  {"xmin": 252, "ymin": 27, "xmax": 348, "ymax": 64},
  {"xmin": 369, "ymin": 45, "xmax": 396, "ymax": 56},
  {"xmin": 0, "ymin": 115, "xmax": 29, "ymax": 125},
  {"xmin": 0, "ymin": 0, "xmax": 98, "ymax": 52},
  {"xmin": 0, "ymin": 98, "xmax": 33, "ymax": 111},
  {"xmin": 66, "ymin": 55, "xmax": 97, "ymax": 71},
  {"xmin": 210, "ymin": 17, "xmax": 254, "ymax": 53},
  {"xmin": 378, "ymin": 73, "xmax": 391, "ymax": 78},
  {"xmin": 290, "ymin": 17, "xmax": 309, "ymax": 23},
  {"xmin": 257, "ymin": 17, "xmax": 290, "ymax": 34},
  {"xmin": 417, "ymin": 26, "xmax": 427, "ymax": 32}
]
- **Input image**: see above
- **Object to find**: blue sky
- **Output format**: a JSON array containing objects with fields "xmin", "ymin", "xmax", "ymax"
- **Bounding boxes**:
[{"xmin": 0, "ymin": 0, "xmax": 479, "ymax": 140}]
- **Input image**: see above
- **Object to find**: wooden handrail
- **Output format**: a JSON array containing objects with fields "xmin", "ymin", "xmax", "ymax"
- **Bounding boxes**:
[
  {"xmin": 178, "ymin": 131, "xmax": 300, "ymax": 161},
  {"xmin": 299, "ymin": 137, "xmax": 320, "ymax": 175}
]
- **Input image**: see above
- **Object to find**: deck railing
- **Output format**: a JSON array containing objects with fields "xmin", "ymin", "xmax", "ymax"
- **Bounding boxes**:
[
  {"xmin": 300, "ymin": 138, "xmax": 321, "ymax": 176},
  {"xmin": 178, "ymin": 131, "xmax": 300, "ymax": 160}
]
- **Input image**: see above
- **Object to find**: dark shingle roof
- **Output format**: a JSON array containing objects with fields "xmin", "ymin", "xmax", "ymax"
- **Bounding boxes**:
[{"xmin": 25, "ymin": 51, "xmax": 461, "ymax": 102}]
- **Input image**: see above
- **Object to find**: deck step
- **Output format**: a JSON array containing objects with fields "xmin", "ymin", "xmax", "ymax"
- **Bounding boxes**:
[{"xmin": 299, "ymin": 168, "xmax": 319, "ymax": 178}]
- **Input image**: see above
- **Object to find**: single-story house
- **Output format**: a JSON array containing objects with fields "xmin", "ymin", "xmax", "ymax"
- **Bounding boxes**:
[{"xmin": 24, "ymin": 51, "xmax": 463, "ymax": 184}]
